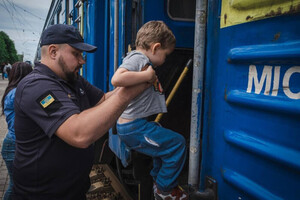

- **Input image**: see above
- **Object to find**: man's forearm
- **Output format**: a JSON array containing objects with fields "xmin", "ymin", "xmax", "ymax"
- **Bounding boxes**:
[
  {"xmin": 56, "ymin": 83, "xmax": 149, "ymax": 148},
  {"xmin": 97, "ymin": 87, "xmax": 120, "ymax": 105}
]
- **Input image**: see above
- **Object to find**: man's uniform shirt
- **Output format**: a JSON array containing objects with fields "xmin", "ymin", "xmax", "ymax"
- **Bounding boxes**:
[{"xmin": 13, "ymin": 63, "xmax": 104, "ymax": 200}]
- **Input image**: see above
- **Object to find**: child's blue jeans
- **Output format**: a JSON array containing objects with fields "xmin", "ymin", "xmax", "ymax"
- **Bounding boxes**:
[
  {"xmin": 117, "ymin": 118, "xmax": 186, "ymax": 192},
  {"xmin": 1, "ymin": 136, "xmax": 15, "ymax": 200}
]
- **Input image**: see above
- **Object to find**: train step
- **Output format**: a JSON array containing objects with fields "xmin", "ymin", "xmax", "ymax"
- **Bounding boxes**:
[{"xmin": 87, "ymin": 164, "xmax": 133, "ymax": 200}]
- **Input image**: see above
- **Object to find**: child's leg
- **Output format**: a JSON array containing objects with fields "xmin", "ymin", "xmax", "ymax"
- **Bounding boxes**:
[
  {"xmin": 150, "ymin": 157, "xmax": 162, "ymax": 180},
  {"xmin": 143, "ymin": 123, "xmax": 186, "ymax": 192},
  {"xmin": 117, "ymin": 119, "xmax": 186, "ymax": 192}
]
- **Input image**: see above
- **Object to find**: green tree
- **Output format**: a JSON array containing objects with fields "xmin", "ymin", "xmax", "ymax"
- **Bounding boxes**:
[
  {"xmin": 0, "ymin": 31, "xmax": 18, "ymax": 64},
  {"xmin": 0, "ymin": 36, "xmax": 9, "ymax": 64}
]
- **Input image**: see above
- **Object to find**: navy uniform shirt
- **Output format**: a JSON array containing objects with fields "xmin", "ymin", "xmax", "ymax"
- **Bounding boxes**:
[{"xmin": 13, "ymin": 63, "xmax": 104, "ymax": 200}]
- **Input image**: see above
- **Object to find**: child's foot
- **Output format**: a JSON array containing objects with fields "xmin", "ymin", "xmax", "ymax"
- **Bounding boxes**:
[{"xmin": 154, "ymin": 186, "xmax": 188, "ymax": 200}]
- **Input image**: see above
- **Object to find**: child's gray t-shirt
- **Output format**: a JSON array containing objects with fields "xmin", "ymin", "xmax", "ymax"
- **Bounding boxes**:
[{"xmin": 119, "ymin": 50, "xmax": 167, "ymax": 119}]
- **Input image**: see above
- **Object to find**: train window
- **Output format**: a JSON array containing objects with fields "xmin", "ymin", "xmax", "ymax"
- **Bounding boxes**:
[
  {"xmin": 60, "ymin": 1, "xmax": 66, "ymax": 24},
  {"xmin": 75, "ymin": 0, "xmax": 83, "ymax": 33},
  {"xmin": 67, "ymin": 0, "xmax": 74, "ymax": 24},
  {"xmin": 54, "ymin": 14, "xmax": 58, "ymax": 24},
  {"xmin": 66, "ymin": 0, "xmax": 69, "ymax": 24},
  {"xmin": 167, "ymin": 0, "xmax": 196, "ymax": 21},
  {"xmin": 56, "ymin": 11, "xmax": 60, "ymax": 24}
]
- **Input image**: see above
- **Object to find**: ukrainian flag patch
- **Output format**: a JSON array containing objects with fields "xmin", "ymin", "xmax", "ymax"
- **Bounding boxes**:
[
  {"xmin": 40, "ymin": 94, "xmax": 55, "ymax": 108},
  {"xmin": 36, "ymin": 91, "xmax": 62, "ymax": 116}
]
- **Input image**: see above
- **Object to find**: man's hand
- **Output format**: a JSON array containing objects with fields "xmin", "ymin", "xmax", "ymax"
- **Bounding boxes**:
[
  {"xmin": 56, "ymin": 82, "xmax": 150, "ymax": 148},
  {"xmin": 118, "ymin": 81, "xmax": 151, "ymax": 102}
]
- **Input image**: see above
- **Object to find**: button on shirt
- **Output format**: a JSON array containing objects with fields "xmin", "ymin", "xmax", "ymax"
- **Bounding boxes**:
[{"xmin": 13, "ymin": 63, "xmax": 104, "ymax": 199}]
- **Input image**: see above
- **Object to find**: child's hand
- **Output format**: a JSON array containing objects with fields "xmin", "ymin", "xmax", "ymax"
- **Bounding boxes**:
[{"xmin": 146, "ymin": 65, "xmax": 156, "ymax": 84}]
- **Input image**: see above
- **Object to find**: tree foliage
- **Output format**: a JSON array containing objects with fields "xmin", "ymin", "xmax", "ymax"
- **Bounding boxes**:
[{"xmin": 0, "ymin": 31, "xmax": 18, "ymax": 64}]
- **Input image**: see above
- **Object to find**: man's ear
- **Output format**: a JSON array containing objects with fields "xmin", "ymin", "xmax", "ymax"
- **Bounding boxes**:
[
  {"xmin": 49, "ymin": 44, "xmax": 58, "ymax": 59},
  {"xmin": 151, "ymin": 43, "xmax": 161, "ymax": 54}
]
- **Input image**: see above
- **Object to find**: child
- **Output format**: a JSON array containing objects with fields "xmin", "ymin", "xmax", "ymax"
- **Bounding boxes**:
[{"xmin": 111, "ymin": 21, "xmax": 187, "ymax": 200}]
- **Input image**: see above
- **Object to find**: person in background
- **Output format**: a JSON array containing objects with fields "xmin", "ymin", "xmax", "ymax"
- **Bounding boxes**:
[
  {"xmin": 111, "ymin": 20, "xmax": 187, "ymax": 200},
  {"xmin": 0, "ymin": 62, "xmax": 5, "ymax": 80},
  {"xmin": 5, "ymin": 66, "xmax": 11, "ymax": 80},
  {"xmin": 1, "ymin": 62, "xmax": 33, "ymax": 200},
  {"xmin": 3, "ymin": 63, "xmax": 12, "ymax": 79},
  {"xmin": 12, "ymin": 24, "xmax": 150, "ymax": 200}
]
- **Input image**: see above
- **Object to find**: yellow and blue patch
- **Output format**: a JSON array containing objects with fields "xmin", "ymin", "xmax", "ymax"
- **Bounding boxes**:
[
  {"xmin": 36, "ymin": 91, "xmax": 62, "ymax": 116},
  {"xmin": 40, "ymin": 94, "xmax": 55, "ymax": 108}
]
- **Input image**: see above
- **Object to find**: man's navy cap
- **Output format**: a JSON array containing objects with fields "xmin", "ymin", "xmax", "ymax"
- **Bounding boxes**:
[{"xmin": 40, "ymin": 24, "xmax": 97, "ymax": 53}]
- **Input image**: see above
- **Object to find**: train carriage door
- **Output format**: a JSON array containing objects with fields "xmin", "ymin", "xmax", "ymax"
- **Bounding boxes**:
[
  {"xmin": 199, "ymin": 0, "xmax": 300, "ymax": 199},
  {"xmin": 141, "ymin": 3, "xmax": 197, "ymax": 194},
  {"xmin": 108, "ymin": 0, "xmax": 196, "ymax": 199},
  {"xmin": 128, "ymin": 0, "xmax": 197, "ymax": 184},
  {"xmin": 140, "ymin": 0, "xmax": 196, "ymax": 152}
]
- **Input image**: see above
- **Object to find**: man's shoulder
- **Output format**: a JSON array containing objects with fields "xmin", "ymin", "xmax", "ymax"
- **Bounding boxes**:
[
  {"xmin": 16, "ymin": 71, "xmax": 59, "ymax": 100},
  {"xmin": 20, "ymin": 70, "xmax": 55, "ymax": 86}
]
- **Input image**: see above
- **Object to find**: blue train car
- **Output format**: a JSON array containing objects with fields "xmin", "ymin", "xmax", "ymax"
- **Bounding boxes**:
[{"xmin": 37, "ymin": 0, "xmax": 300, "ymax": 199}]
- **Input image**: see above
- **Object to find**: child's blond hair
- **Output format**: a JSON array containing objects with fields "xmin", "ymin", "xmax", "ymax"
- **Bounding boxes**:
[{"xmin": 135, "ymin": 21, "xmax": 176, "ymax": 50}]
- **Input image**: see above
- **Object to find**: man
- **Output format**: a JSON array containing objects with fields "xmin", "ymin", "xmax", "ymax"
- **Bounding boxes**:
[{"xmin": 12, "ymin": 24, "xmax": 154, "ymax": 200}]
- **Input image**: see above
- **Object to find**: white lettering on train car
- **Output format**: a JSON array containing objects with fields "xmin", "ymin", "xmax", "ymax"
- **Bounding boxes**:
[
  {"xmin": 247, "ymin": 65, "xmax": 272, "ymax": 95},
  {"xmin": 283, "ymin": 66, "xmax": 300, "ymax": 99},
  {"xmin": 247, "ymin": 65, "xmax": 300, "ymax": 99},
  {"xmin": 272, "ymin": 66, "xmax": 280, "ymax": 96}
]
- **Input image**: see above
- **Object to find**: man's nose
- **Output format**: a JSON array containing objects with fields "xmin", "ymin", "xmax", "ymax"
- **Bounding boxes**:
[{"xmin": 78, "ymin": 55, "xmax": 86, "ymax": 65}]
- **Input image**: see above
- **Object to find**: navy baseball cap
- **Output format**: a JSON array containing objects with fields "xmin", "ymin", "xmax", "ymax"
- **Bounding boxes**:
[{"xmin": 40, "ymin": 24, "xmax": 97, "ymax": 52}]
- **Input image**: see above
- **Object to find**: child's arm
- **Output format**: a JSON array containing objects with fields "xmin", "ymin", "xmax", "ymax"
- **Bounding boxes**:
[{"xmin": 111, "ymin": 65, "xmax": 156, "ymax": 87}]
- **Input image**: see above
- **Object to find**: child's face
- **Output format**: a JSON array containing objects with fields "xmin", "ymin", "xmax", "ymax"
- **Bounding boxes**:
[{"xmin": 149, "ymin": 46, "xmax": 174, "ymax": 67}]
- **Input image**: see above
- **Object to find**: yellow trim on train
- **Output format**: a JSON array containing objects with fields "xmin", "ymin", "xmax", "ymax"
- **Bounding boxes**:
[{"xmin": 221, "ymin": 0, "xmax": 300, "ymax": 28}]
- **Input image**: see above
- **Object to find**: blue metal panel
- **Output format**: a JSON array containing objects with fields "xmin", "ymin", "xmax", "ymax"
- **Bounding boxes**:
[
  {"xmin": 143, "ymin": 0, "xmax": 195, "ymax": 48},
  {"xmin": 119, "ymin": 0, "xmax": 126, "ymax": 75},
  {"xmin": 201, "ymin": 1, "xmax": 300, "ymax": 199},
  {"xmin": 108, "ymin": 0, "xmax": 115, "ymax": 91},
  {"xmin": 108, "ymin": 0, "xmax": 126, "ymax": 92},
  {"xmin": 83, "ymin": 0, "xmax": 95, "ymax": 81},
  {"xmin": 84, "ymin": 0, "xmax": 109, "ymax": 92},
  {"xmin": 103, "ymin": 0, "xmax": 110, "ymax": 92}
]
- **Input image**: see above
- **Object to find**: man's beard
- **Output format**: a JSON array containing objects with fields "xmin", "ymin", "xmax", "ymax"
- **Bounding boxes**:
[{"xmin": 58, "ymin": 56, "xmax": 80, "ymax": 84}]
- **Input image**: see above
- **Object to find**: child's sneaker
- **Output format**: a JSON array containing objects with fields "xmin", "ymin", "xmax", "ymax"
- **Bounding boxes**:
[{"xmin": 154, "ymin": 186, "xmax": 188, "ymax": 200}]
